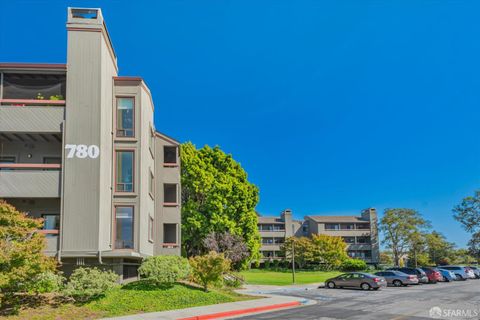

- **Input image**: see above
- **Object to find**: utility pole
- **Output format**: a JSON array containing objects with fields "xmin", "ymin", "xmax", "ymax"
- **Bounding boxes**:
[{"xmin": 291, "ymin": 224, "xmax": 296, "ymax": 284}]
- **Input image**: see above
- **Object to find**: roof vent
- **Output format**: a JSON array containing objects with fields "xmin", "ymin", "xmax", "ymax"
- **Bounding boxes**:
[{"xmin": 71, "ymin": 8, "xmax": 98, "ymax": 19}]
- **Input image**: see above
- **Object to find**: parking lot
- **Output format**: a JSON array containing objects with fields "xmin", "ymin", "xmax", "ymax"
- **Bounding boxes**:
[{"xmin": 238, "ymin": 280, "xmax": 480, "ymax": 320}]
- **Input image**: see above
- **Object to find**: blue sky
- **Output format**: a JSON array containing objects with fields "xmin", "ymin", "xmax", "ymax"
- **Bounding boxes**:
[{"xmin": 1, "ymin": 1, "xmax": 479, "ymax": 247}]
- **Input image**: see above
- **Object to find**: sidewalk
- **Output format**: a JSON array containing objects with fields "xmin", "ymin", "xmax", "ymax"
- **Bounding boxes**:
[{"xmin": 103, "ymin": 284, "xmax": 316, "ymax": 320}]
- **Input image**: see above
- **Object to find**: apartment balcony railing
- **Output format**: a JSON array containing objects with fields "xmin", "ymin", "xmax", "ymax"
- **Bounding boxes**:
[
  {"xmin": 0, "ymin": 103, "xmax": 65, "ymax": 133},
  {"xmin": 38, "ymin": 229, "xmax": 60, "ymax": 255},
  {"xmin": 0, "ymin": 164, "xmax": 61, "ymax": 198}
]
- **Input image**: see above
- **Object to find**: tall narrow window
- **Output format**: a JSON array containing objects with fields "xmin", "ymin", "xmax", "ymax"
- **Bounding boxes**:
[
  {"xmin": 163, "ymin": 223, "xmax": 177, "ymax": 244},
  {"xmin": 42, "ymin": 214, "xmax": 60, "ymax": 230},
  {"xmin": 116, "ymin": 151, "xmax": 134, "ymax": 192},
  {"xmin": 163, "ymin": 146, "xmax": 177, "ymax": 164},
  {"xmin": 164, "ymin": 184, "xmax": 177, "ymax": 204},
  {"xmin": 148, "ymin": 216, "xmax": 154, "ymax": 242},
  {"xmin": 149, "ymin": 170, "xmax": 154, "ymax": 196},
  {"xmin": 115, "ymin": 206, "xmax": 134, "ymax": 249},
  {"xmin": 116, "ymin": 97, "xmax": 134, "ymax": 137}
]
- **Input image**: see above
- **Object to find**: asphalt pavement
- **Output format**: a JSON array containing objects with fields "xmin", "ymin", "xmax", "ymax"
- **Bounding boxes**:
[{"xmin": 236, "ymin": 279, "xmax": 480, "ymax": 320}]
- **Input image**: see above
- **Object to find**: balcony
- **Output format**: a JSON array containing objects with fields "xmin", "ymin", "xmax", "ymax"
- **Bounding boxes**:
[
  {"xmin": 0, "ymin": 164, "xmax": 61, "ymax": 198},
  {"xmin": 0, "ymin": 104, "xmax": 64, "ymax": 133}
]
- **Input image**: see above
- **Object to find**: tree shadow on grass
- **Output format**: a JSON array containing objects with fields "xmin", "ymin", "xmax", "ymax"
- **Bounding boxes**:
[
  {"xmin": 121, "ymin": 280, "xmax": 206, "ymax": 292},
  {"xmin": 0, "ymin": 293, "xmax": 70, "ymax": 316}
]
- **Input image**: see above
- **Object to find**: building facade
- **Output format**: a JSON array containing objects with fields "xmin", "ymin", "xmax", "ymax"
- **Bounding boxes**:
[
  {"xmin": 0, "ymin": 8, "xmax": 181, "ymax": 280},
  {"xmin": 258, "ymin": 208, "xmax": 380, "ymax": 264}
]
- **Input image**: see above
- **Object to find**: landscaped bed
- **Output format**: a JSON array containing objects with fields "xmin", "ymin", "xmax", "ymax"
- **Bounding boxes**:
[
  {"xmin": 240, "ymin": 269, "xmax": 343, "ymax": 286},
  {"xmin": 3, "ymin": 282, "xmax": 256, "ymax": 320}
]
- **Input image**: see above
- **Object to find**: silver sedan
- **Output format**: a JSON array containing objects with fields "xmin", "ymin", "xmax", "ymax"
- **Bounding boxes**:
[{"xmin": 375, "ymin": 270, "xmax": 419, "ymax": 286}]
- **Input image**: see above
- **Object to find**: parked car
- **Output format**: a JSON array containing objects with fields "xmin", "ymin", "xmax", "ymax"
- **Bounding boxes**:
[
  {"xmin": 325, "ymin": 272, "xmax": 387, "ymax": 290},
  {"xmin": 420, "ymin": 267, "xmax": 443, "ymax": 284},
  {"xmin": 374, "ymin": 270, "xmax": 419, "ymax": 287},
  {"xmin": 467, "ymin": 266, "xmax": 480, "ymax": 279},
  {"xmin": 440, "ymin": 266, "xmax": 469, "ymax": 280},
  {"xmin": 387, "ymin": 267, "xmax": 429, "ymax": 284},
  {"xmin": 437, "ymin": 268, "xmax": 457, "ymax": 282},
  {"xmin": 464, "ymin": 267, "xmax": 476, "ymax": 279}
]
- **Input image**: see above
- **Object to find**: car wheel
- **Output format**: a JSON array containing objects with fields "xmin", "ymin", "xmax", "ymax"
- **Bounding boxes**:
[
  {"xmin": 327, "ymin": 281, "xmax": 336, "ymax": 289},
  {"xmin": 361, "ymin": 283, "xmax": 371, "ymax": 290},
  {"xmin": 373, "ymin": 287, "xmax": 380, "ymax": 291},
  {"xmin": 456, "ymin": 274, "xmax": 466, "ymax": 281},
  {"xmin": 393, "ymin": 280, "xmax": 402, "ymax": 287}
]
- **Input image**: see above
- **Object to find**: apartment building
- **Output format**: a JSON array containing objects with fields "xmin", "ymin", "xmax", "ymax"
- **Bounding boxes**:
[
  {"xmin": 257, "ymin": 209, "xmax": 304, "ymax": 259},
  {"xmin": 0, "ymin": 8, "xmax": 181, "ymax": 279},
  {"xmin": 257, "ymin": 208, "xmax": 380, "ymax": 264},
  {"xmin": 304, "ymin": 208, "xmax": 380, "ymax": 264}
]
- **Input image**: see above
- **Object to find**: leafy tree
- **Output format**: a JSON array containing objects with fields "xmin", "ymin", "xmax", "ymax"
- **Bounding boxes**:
[
  {"xmin": 379, "ymin": 251, "xmax": 393, "ymax": 265},
  {"xmin": 281, "ymin": 237, "xmax": 314, "ymax": 269},
  {"xmin": 453, "ymin": 191, "xmax": 480, "ymax": 262},
  {"xmin": 310, "ymin": 234, "xmax": 349, "ymax": 270},
  {"xmin": 138, "ymin": 256, "xmax": 190, "ymax": 286},
  {"xmin": 453, "ymin": 248, "xmax": 477, "ymax": 264},
  {"xmin": 0, "ymin": 200, "xmax": 56, "ymax": 304},
  {"xmin": 380, "ymin": 208, "xmax": 429, "ymax": 266},
  {"xmin": 408, "ymin": 231, "xmax": 427, "ymax": 267},
  {"xmin": 425, "ymin": 231, "xmax": 455, "ymax": 265},
  {"xmin": 189, "ymin": 251, "xmax": 231, "ymax": 291},
  {"xmin": 181, "ymin": 142, "xmax": 260, "ymax": 267},
  {"xmin": 203, "ymin": 232, "xmax": 249, "ymax": 270}
]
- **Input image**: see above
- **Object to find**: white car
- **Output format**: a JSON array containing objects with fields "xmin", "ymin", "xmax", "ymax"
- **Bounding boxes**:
[{"xmin": 464, "ymin": 267, "xmax": 476, "ymax": 279}]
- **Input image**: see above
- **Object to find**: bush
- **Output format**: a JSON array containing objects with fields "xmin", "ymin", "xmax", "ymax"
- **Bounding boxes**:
[
  {"xmin": 138, "ymin": 255, "xmax": 190, "ymax": 286},
  {"xmin": 189, "ymin": 251, "xmax": 231, "ymax": 291},
  {"xmin": 223, "ymin": 273, "xmax": 244, "ymax": 288},
  {"xmin": 264, "ymin": 259, "xmax": 271, "ymax": 269},
  {"xmin": 340, "ymin": 259, "xmax": 367, "ymax": 271},
  {"xmin": 30, "ymin": 271, "xmax": 65, "ymax": 294},
  {"xmin": 63, "ymin": 267, "xmax": 118, "ymax": 302}
]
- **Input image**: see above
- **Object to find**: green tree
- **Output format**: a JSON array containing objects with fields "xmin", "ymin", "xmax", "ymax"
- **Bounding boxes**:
[
  {"xmin": 281, "ymin": 237, "xmax": 314, "ymax": 269},
  {"xmin": 379, "ymin": 251, "xmax": 393, "ymax": 265},
  {"xmin": 189, "ymin": 251, "xmax": 231, "ymax": 291},
  {"xmin": 181, "ymin": 142, "xmax": 260, "ymax": 267},
  {"xmin": 310, "ymin": 234, "xmax": 349, "ymax": 270},
  {"xmin": 453, "ymin": 191, "xmax": 480, "ymax": 262},
  {"xmin": 425, "ymin": 231, "xmax": 455, "ymax": 265},
  {"xmin": 0, "ymin": 200, "xmax": 56, "ymax": 305},
  {"xmin": 380, "ymin": 208, "xmax": 429, "ymax": 267},
  {"xmin": 408, "ymin": 231, "xmax": 426, "ymax": 268}
]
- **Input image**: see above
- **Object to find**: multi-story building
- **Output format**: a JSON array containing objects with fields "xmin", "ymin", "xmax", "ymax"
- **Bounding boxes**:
[
  {"xmin": 257, "ymin": 208, "xmax": 380, "ymax": 265},
  {"xmin": 0, "ymin": 8, "xmax": 181, "ymax": 280},
  {"xmin": 304, "ymin": 208, "xmax": 380, "ymax": 264},
  {"xmin": 257, "ymin": 209, "xmax": 304, "ymax": 259}
]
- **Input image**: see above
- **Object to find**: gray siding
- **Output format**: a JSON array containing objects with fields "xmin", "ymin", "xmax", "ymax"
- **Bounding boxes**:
[
  {"xmin": 0, "ymin": 171, "xmax": 61, "ymax": 198},
  {"xmin": 0, "ymin": 106, "xmax": 64, "ymax": 133}
]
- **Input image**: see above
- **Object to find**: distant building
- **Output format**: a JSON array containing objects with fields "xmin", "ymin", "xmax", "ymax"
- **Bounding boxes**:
[{"xmin": 257, "ymin": 208, "xmax": 380, "ymax": 265}]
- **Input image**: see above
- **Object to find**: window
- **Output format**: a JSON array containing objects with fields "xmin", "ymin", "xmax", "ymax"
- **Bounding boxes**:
[
  {"xmin": 357, "ymin": 236, "xmax": 371, "ymax": 244},
  {"xmin": 356, "ymin": 223, "xmax": 370, "ymax": 230},
  {"xmin": 340, "ymin": 223, "xmax": 354, "ymax": 230},
  {"xmin": 116, "ymin": 97, "xmax": 134, "ymax": 137},
  {"xmin": 325, "ymin": 223, "xmax": 340, "ymax": 230},
  {"xmin": 148, "ymin": 216, "xmax": 154, "ymax": 242},
  {"xmin": 43, "ymin": 157, "xmax": 61, "ymax": 164},
  {"xmin": 163, "ymin": 223, "xmax": 177, "ymax": 243},
  {"xmin": 42, "ymin": 214, "xmax": 60, "ymax": 230},
  {"xmin": 164, "ymin": 146, "xmax": 177, "ymax": 164},
  {"xmin": 0, "ymin": 156, "xmax": 15, "ymax": 171},
  {"xmin": 164, "ymin": 184, "xmax": 177, "ymax": 204},
  {"xmin": 149, "ymin": 126, "xmax": 155, "ymax": 154},
  {"xmin": 149, "ymin": 170, "xmax": 154, "ymax": 196},
  {"xmin": 343, "ymin": 236, "xmax": 356, "ymax": 244},
  {"xmin": 262, "ymin": 237, "xmax": 274, "ymax": 244},
  {"xmin": 116, "ymin": 151, "xmax": 134, "ymax": 192},
  {"xmin": 115, "ymin": 206, "xmax": 134, "ymax": 249}
]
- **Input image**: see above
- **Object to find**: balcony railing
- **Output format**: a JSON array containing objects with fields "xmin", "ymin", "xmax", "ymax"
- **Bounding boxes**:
[
  {"xmin": 0, "ymin": 164, "xmax": 62, "ymax": 198},
  {"xmin": 0, "ymin": 99, "xmax": 66, "ymax": 106},
  {"xmin": 0, "ymin": 163, "xmax": 61, "ymax": 170}
]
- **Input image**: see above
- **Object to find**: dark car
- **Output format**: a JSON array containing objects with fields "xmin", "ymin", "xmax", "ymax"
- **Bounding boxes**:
[
  {"xmin": 325, "ymin": 272, "xmax": 387, "ymax": 290},
  {"xmin": 420, "ymin": 267, "xmax": 443, "ymax": 284},
  {"xmin": 387, "ymin": 267, "xmax": 429, "ymax": 284},
  {"xmin": 375, "ymin": 270, "xmax": 419, "ymax": 286}
]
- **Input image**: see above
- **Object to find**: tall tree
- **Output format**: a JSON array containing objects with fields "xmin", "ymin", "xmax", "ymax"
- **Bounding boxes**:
[
  {"xmin": 453, "ymin": 190, "xmax": 480, "ymax": 262},
  {"xmin": 425, "ymin": 231, "xmax": 455, "ymax": 265},
  {"xmin": 181, "ymin": 142, "xmax": 261, "ymax": 267},
  {"xmin": 380, "ymin": 208, "xmax": 429, "ymax": 267},
  {"xmin": 0, "ymin": 200, "xmax": 56, "ymax": 305},
  {"xmin": 203, "ymin": 232, "xmax": 249, "ymax": 269},
  {"xmin": 281, "ymin": 237, "xmax": 314, "ymax": 269},
  {"xmin": 310, "ymin": 234, "xmax": 349, "ymax": 270}
]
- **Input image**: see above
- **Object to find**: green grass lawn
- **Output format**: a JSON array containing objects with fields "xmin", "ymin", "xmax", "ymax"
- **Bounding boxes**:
[
  {"xmin": 5, "ymin": 281, "xmax": 255, "ymax": 320},
  {"xmin": 240, "ymin": 269, "xmax": 343, "ymax": 286}
]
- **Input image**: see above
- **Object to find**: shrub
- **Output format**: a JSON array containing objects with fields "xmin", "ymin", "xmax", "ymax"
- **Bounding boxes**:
[
  {"xmin": 264, "ymin": 259, "xmax": 271, "ymax": 269},
  {"xmin": 223, "ymin": 273, "xmax": 244, "ymax": 288},
  {"xmin": 138, "ymin": 255, "xmax": 190, "ymax": 286},
  {"xmin": 340, "ymin": 259, "xmax": 367, "ymax": 271},
  {"xmin": 63, "ymin": 267, "xmax": 118, "ymax": 302},
  {"xmin": 189, "ymin": 251, "xmax": 231, "ymax": 291},
  {"xmin": 30, "ymin": 271, "xmax": 65, "ymax": 294}
]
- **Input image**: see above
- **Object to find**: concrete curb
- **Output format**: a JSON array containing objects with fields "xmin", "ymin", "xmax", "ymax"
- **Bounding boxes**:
[{"xmin": 176, "ymin": 301, "xmax": 302, "ymax": 320}]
